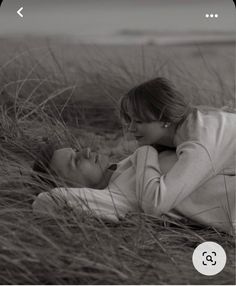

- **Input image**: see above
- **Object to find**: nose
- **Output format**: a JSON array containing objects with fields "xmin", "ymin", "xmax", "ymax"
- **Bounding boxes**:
[
  {"xmin": 127, "ymin": 120, "xmax": 136, "ymax": 133},
  {"xmin": 77, "ymin": 147, "xmax": 91, "ymax": 159},
  {"xmin": 83, "ymin": 147, "xmax": 91, "ymax": 159}
]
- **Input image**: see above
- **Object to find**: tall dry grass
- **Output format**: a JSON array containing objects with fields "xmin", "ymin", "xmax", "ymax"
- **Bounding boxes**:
[{"xmin": 0, "ymin": 37, "xmax": 235, "ymax": 284}]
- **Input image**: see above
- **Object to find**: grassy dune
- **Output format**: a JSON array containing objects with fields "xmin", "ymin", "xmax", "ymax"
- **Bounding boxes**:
[{"xmin": 0, "ymin": 37, "xmax": 235, "ymax": 284}]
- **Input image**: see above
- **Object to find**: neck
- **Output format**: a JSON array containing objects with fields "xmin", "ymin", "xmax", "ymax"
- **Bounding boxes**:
[
  {"xmin": 96, "ymin": 167, "xmax": 115, "ymax": 189},
  {"xmin": 160, "ymin": 124, "xmax": 178, "ymax": 147}
]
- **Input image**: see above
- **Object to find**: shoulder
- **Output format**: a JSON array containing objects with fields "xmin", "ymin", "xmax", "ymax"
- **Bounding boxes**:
[
  {"xmin": 175, "ymin": 106, "xmax": 235, "ymax": 144},
  {"xmin": 133, "ymin": 145, "xmax": 157, "ymax": 157}
]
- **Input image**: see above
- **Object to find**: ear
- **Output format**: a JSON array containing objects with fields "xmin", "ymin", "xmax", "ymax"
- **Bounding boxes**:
[{"xmin": 162, "ymin": 122, "xmax": 171, "ymax": 128}]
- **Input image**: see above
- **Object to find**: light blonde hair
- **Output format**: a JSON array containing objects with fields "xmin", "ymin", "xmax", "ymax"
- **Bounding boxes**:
[{"xmin": 120, "ymin": 77, "xmax": 192, "ymax": 125}]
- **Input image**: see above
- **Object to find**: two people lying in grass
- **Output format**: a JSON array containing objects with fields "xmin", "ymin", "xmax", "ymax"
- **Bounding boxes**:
[
  {"xmin": 33, "ymin": 145, "xmax": 235, "ymax": 235},
  {"xmin": 33, "ymin": 77, "xmax": 236, "ymax": 235}
]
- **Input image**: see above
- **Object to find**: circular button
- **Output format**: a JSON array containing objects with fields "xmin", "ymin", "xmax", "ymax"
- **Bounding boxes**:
[{"xmin": 192, "ymin": 241, "xmax": 227, "ymax": 276}]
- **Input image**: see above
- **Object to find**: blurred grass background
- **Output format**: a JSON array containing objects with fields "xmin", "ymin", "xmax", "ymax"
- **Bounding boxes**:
[{"xmin": 0, "ymin": 36, "xmax": 235, "ymax": 284}]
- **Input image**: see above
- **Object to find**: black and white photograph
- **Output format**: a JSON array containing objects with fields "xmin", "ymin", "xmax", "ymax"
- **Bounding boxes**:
[{"xmin": 0, "ymin": 0, "xmax": 235, "ymax": 284}]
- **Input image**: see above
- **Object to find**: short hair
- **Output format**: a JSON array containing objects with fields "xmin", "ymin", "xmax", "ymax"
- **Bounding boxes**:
[
  {"xmin": 120, "ymin": 77, "xmax": 191, "ymax": 125},
  {"xmin": 32, "ymin": 143, "xmax": 58, "ymax": 188}
]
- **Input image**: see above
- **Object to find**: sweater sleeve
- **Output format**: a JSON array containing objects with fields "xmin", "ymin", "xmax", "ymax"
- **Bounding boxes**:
[
  {"xmin": 134, "ymin": 143, "xmax": 215, "ymax": 215},
  {"xmin": 32, "ymin": 187, "xmax": 129, "ymax": 222}
]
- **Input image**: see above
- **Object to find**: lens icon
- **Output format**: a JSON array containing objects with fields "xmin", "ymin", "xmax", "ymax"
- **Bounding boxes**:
[
  {"xmin": 192, "ymin": 241, "xmax": 227, "ymax": 276},
  {"xmin": 206, "ymin": 255, "xmax": 213, "ymax": 262}
]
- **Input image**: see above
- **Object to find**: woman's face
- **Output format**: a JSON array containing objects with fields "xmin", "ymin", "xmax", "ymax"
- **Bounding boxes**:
[
  {"xmin": 125, "ymin": 116, "xmax": 175, "ymax": 147},
  {"xmin": 49, "ymin": 147, "xmax": 110, "ymax": 188}
]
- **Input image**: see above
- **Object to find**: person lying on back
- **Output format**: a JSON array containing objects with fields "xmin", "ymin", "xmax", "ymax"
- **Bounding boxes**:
[{"xmin": 32, "ymin": 144, "xmax": 236, "ymax": 235}]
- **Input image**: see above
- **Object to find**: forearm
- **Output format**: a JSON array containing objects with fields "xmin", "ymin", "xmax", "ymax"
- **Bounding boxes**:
[{"xmin": 135, "ymin": 144, "xmax": 215, "ymax": 215}]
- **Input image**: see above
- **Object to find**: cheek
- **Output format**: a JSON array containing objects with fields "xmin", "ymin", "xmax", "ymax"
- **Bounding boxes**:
[
  {"xmin": 71, "ymin": 171, "xmax": 87, "ymax": 186},
  {"xmin": 146, "ymin": 127, "xmax": 159, "ymax": 138},
  {"xmin": 143, "ymin": 127, "xmax": 163, "ymax": 143}
]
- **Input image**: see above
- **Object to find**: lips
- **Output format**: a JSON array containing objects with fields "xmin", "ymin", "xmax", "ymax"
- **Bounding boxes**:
[{"xmin": 135, "ymin": 136, "xmax": 143, "ymax": 140}]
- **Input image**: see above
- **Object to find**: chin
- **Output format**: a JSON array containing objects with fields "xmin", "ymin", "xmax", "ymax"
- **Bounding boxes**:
[{"xmin": 137, "ymin": 140, "xmax": 146, "ymax": 146}]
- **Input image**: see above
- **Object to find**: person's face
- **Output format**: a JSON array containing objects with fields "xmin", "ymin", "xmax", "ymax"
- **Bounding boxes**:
[
  {"xmin": 126, "ymin": 116, "xmax": 174, "ymax": 146},
  {"xmin": 49, "ymin": 147, "xmax": 110, "ymax": 188}
]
